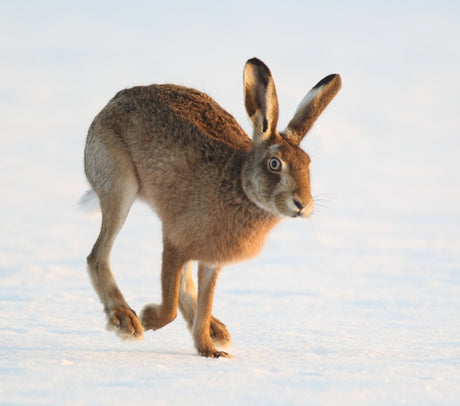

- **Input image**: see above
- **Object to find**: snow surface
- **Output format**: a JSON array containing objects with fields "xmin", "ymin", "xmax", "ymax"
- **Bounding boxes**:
[{"xmin": 1, "ymin": 1, "xmax": 459, "ymax": 405}]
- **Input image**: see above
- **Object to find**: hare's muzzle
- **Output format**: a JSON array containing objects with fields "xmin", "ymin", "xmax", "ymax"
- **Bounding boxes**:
[{"xmin": 293, "ymin": 197, "xmax": 314, "ymax": 218}]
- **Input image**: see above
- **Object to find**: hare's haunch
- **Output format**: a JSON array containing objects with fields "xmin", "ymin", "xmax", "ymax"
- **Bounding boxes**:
[{"xmin": 84, "ymin": 57, "xmax": 341, "ymax": 358}]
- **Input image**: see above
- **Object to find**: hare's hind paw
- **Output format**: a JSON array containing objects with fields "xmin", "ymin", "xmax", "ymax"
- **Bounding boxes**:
[
  {"xmin": 210, "ymin": 316, "xmax": 232, "ymax": 348},
  {"xmin": 106, "ymin": 307, "xmax": 144, "ymax": 341}
]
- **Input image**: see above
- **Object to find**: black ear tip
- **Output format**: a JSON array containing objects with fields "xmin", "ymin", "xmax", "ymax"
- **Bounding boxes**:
[
  {"xmin": 313, "ymin": 73, "xmax": 341, "ymax": 89},
  {"xmin": 245, "ymin": 58, "xmax": 272, "ymax": 84},
  {"xmin": 247, "ymin": 57, "xmax": 264, "ymax": 66},
  {"xmin": 246, "ymin": 57, "xmax": 270, "ymax": 73}
]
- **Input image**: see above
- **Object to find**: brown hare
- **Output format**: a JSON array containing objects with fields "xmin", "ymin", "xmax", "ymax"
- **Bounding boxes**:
[{"xmin": 84, "ymin": 57, "xmax": 341, "ymax": 358}]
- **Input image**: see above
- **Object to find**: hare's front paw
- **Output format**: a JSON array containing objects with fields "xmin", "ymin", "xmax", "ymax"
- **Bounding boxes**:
[
  {"xmin": 194, "ymin": 329, "xmax": 232, "ymax": 358},
  {"xmin": 106, "ymin": 307, "xmax": 144, "ymax": 340},
  {"xmin": 210, "ymin": 316, "xmax": 232, "ymax": 347},
  {"xmin": 140, "ymin": 303, "xmax": 177, "ymax": 331},
  {"xmin": 198, "ymin": 346, "xmax": 231, "ymax": 359}
]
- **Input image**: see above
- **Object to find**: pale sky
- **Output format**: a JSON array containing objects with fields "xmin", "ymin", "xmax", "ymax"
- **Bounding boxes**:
[{"xmin": 1, "ymin": 1, "xmax": 459, "ymax": 217}]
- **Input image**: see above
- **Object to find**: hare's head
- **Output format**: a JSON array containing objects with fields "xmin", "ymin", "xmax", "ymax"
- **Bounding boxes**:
[{"xmin": 241, "ymin": 58, "xmax": 341, "ymax": 218}]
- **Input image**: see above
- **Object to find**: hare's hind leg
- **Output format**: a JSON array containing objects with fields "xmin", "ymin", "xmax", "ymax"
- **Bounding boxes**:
[
  {"xmin": 178, "ymin": 262, "xmax": 231, "ymax": 347},
  {"xmin": 193, "ymin": 263, "xmax": 230, "ymax": 358},
  {"xmin": 86, "ymin": 166, "xmax": 143, "ymax": 340}
]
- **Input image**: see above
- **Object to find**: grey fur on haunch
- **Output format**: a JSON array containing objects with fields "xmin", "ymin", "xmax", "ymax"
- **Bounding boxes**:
[{"xmin": 83, "ymin": 57, "xmax": 341, "ymax": 358}]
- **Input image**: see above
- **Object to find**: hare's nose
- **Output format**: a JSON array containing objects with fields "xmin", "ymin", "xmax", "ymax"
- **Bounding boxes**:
[
  {"xmin": 301, "ymin": 200, "xmax": 314, "ymax": 217},
  {"xmin": 293, "ymin": 198, "xmax": 304, "ymax": 211},
  {"xmin": 293, "ymin": 196, "xmax": 314, "ymax": 218}
]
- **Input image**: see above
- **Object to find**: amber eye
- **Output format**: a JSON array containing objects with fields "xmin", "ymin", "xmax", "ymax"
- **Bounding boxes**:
[{"xmin": 268, "ymin": 157, "xmax": 282, "ymax": 173}]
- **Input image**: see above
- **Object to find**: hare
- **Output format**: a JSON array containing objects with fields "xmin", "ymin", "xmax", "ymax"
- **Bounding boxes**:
[{"xmin": 84, "ymin": 57, "xmax": 341, "ymax": 358}]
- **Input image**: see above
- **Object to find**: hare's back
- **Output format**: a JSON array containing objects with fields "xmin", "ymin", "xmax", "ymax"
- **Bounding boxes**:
[{"xmin": 114, "ymin": 84, "xmax": 253, "ymax": 153}]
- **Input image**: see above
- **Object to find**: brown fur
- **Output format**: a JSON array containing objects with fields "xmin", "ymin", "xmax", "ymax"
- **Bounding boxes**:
[{"xmin": 84, "ymin": 58, "xmax": 341, "ymax": 357}]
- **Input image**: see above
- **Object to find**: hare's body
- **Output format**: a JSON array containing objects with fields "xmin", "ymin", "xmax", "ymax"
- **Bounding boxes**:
[
  {"xmin": 84, "ymin": 58, "xmax": 341, "ymax": 357},
  {"xmin": 86, "ymin": 85, "xmax": 278, "ymax": 265}
]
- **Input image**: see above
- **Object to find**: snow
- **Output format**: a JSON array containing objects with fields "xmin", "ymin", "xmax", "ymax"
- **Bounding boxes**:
[{"xmin": 1, "ymin": 1, "xmax": 459, "ymax": 405}]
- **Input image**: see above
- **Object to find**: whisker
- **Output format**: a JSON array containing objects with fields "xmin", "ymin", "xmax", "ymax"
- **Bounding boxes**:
[
  {"xmin": 313, "ymin": 192, "xmax": 337, "ymax": 202},
  {"xmin": 312, "ymin": 193, "xmax": 337, "ymax": 213},
  {"xmin": 311, "ymin": 207, "xmax": 324, "ymax": 215}
]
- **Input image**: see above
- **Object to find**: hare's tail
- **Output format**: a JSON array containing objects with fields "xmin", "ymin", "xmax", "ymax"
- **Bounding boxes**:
[{"xmin": 78, "ymin": 189, "xmax": 100, "ymax": 215}]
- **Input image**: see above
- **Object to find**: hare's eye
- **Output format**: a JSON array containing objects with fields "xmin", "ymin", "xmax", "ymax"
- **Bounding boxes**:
[{"xmin": 268, "ymin": 157, "xmax": 282, "ymax": 173}]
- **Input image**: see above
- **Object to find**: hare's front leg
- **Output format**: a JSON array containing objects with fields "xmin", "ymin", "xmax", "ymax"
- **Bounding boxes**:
[
  {"xmin": 179, "ymin": 262, "xmax": 231, "ymax": 347},
  {"xmin": 140, "ymin": 241, "xmax": 185, "ymax": 331},
  {"xmin": 193, "ymin": 263, "xmax": 230, "ymax": 358}
]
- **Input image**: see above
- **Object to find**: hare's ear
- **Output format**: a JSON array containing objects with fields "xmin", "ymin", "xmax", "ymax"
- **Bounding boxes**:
[
  {"xmin": 244, "ymin": 58, "xmax": 279, "ymax": 143},
  {"xmin": 285, "ymin": 74, "xmax": 341, "ymax": 144}
]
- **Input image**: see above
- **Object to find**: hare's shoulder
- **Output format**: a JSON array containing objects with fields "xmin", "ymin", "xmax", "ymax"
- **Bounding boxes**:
[
  {"xmin": 160, "ymin": 84, "xmax": 253, "ymax": 152},
  {"xmin": 122, "ymin": 84, "xmax": 253, "ymax": 153}
]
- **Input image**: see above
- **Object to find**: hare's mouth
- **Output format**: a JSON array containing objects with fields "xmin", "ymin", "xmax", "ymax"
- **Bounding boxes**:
[
  {"xmin": 298, "ymin": 201, "xmax": 314, "ymax": 218},
  {"xmin": 283, "ymin": 196, "xmax": 313, "ymax": 218},
  {"xmin": 290, "ymin": 202, "xmax": 314, "ymax": 219}
]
